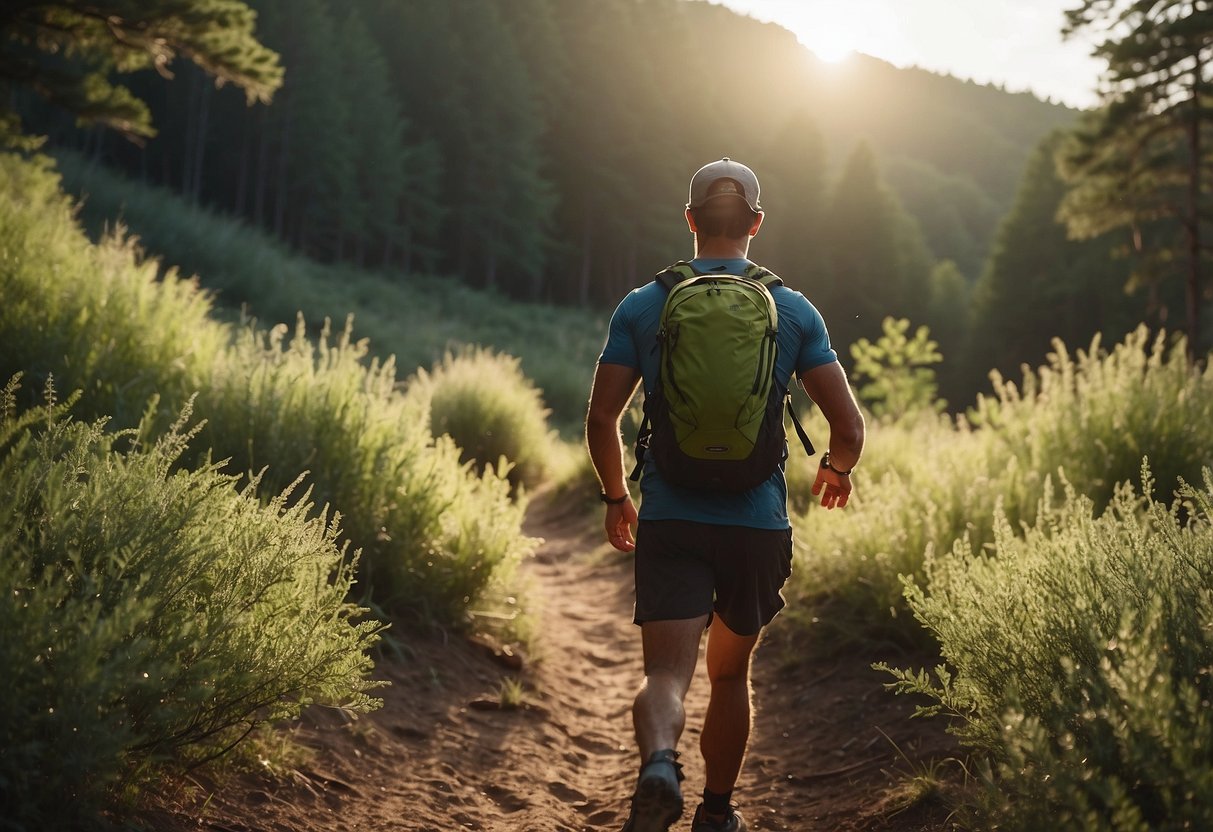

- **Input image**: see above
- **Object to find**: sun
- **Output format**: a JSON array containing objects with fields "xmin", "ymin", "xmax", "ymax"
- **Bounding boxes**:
[{"xmin": 782, "ymin": 7, "xmax": 859, "ymax": 63}]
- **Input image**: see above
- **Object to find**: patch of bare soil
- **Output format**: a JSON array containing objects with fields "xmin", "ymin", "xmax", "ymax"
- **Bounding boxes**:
[{"xmin": 143, "ymin": 489, "xmax": 964, "ymax": 831}]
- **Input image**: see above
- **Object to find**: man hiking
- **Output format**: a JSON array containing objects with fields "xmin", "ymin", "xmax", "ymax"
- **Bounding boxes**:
[{"xmin": 585, "ymin": 157, "xmax": 865, "ymax": 832}]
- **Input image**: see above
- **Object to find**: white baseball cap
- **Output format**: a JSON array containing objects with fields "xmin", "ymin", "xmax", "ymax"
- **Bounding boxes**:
[{"xmin": 687, "ymin": 157, "xmax": 761, "ymax": 212}]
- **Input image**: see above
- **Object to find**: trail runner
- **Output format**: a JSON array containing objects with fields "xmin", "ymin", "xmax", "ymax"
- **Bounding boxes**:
[{"xmin": 586, "ymin": 157, "xmax": 866, "ymax": 832}]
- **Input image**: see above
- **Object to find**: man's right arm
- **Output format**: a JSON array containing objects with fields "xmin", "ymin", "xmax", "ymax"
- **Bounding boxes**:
[
  {"xmin": 799, "ymin": 361, "xmax": 865, "ymax": 509},
  {"xmin": 586, "ymin": 361, "xmax": 642, "ymax": 550}
]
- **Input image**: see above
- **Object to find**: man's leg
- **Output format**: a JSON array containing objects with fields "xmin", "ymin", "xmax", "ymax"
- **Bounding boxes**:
[
  {"xmin": 633, "ymin": 615, "xmax": 709, "ymax": 759},
  {"xmin": 700, "ymin": 616, "xmax": 760, "ymax": 793}
]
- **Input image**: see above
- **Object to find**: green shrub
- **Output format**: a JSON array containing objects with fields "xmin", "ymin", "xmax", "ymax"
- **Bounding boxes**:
[
  {"xmin": 0, "ymin": 155, "xmax": 224, "ymax": 426},
  {"xmin": 850, "ymin": 316, "xmax": 945, "ymax": 419},
  {"xmin": 0, "ymin": 380, "xmax": 381, "ymax": 830},
  {"xmin": 787, "ymin": 327, "xmax": 1213, "ymax": 645},
  {"xmin": 197, "ymin": 318, "xmax": 535, "ymax": 624},
  {"xmin": 881, "ymin": 466, "xmax": 1213, "ymax": 830},
  {"xmin": 0, "ymin": 151, "xmax": 536, "ymax": 630},
  {"xmin": 406, "ymin": 347, "xmax": 554, "ymax": 490}
]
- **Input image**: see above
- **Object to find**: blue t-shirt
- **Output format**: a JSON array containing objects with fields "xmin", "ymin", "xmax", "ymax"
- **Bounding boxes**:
[{"xmin": 599, "ymin": 258, "xmax": 838, "ymax": 529}]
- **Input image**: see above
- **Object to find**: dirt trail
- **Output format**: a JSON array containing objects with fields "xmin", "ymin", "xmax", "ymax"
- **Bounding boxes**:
[{"xmin": 148, "ymin": 490, "xmax": 958, "ymax": 832}]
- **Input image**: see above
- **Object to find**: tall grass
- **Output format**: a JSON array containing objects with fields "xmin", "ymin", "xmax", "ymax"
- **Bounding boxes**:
[
  {"xmin": 0, "ymin": 151, "xmax": 535, "ymax": 630},
  {"xmin": 881, "ymin": 467, "xmax": 1213, "ymax": 830},
  {"xmin": 0, "ymin": 380, "xmax": 381, "ymax": 829},
  {"xmin": 55, "ymin": 151, "xmax": 605, "ymax": 434},
  {"xmin": 786, "ymin": 328, "xmax": 1213, "ymax": 645}
]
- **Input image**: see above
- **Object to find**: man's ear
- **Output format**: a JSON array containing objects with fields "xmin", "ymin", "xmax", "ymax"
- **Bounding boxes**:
[
  {"xmin": 685, "ymin": 207, "xmax": 698, "ymax": 233},
  {"xmin": 749, "ymin": 211, "xmax": 764, "ymax": 237}
]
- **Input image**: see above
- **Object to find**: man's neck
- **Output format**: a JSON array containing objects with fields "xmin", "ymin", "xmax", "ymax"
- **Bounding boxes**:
[{"xmin": 693, "ymin": 237, "xmax": 750, "ymax": 259}]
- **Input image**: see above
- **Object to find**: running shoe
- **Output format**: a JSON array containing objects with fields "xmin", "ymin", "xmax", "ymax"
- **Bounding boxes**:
[
  {"xmin": 689, "ymin": 803, "xmax": 747, "ymax": 832},
  {"xmin": 620, "ymin": 749, "xmax": 683, "ymax": 832}
]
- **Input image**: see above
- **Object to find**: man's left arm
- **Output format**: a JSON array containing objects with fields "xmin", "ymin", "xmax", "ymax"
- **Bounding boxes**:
[{"xmin": 586, "ymin": 362, "xmax": 642, "ymax": 551}]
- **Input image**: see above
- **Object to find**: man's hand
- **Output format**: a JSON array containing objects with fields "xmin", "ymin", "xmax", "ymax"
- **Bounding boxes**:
[
  {"xmin": 811, "ymin": 467, "xmax": 852, "ymax": 510},
  {"xmin": 605, "ymin": 497, "xmax": 639, "ymax": 551}
]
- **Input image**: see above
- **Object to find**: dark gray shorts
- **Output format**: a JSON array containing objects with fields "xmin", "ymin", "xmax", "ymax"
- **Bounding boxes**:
[{"xmin": 633, "ymin": 519, "xmax": 793, "ymax": 636}]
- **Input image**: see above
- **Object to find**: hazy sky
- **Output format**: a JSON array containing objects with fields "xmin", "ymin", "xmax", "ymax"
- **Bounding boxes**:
[{"xmin": 710, "ymin": 0, "xmax": 1106, "ymax": 109}]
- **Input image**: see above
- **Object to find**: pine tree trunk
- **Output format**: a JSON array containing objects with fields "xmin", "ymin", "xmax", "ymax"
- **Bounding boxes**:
[
  {"xmin": 274, "ymin": 114, "xmax": 291, "ymax": 239},
  {"xmin": 484, "ymin": 222, "xmax": 499, "ymax": 290},
  {"xmin": 485, "ymin": 253, "xmax": 498, "ymax": 291},
  {"xmin": 400, "ymin": 219, "xmax": 413, "ymax": 274},
  {"xmin": 254, "ymin": 108, "xmax": 270, "ymax": 227},
  {"xmin": 382, "ymin": 235, "xmax": 394, "ymax": 268},
  {"xmin": 235, "ymin": 111, "xmax": 252, "ymax": 217},
  {"xmin": 579, "ymin": 214, "xmax": 592, "ymax": 306},
  {"xmin": 191, "ymin": 80, "xmax": 212, "ymax": 205},
  {"xmin": 182, "ymin": 68, "xmax": 200, "ymax": 199},
  {"xmin": 457, "ymin": 215, "xmax": 472, "ymax": 279},
  {"xmin": 1185, "ymin": 56, "xmax": 1204, "ymax": 361}
]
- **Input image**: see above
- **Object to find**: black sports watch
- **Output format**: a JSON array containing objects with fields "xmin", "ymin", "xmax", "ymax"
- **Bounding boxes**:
[{"xmin": 820, "ymin": 451, "xmax": 853, "ymax": 476}]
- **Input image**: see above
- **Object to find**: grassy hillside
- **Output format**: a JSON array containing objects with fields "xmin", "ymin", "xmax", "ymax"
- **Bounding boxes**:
[{"xmin": 57, "ymin": 152, "xmax": 607, "ymax": 436}]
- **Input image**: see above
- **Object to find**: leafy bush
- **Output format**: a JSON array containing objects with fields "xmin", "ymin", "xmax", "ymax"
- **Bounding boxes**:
[
  {"xmin": 881, "ymin": 467, "xmax": 1213, "ymax": 830},
  {"xmin": 0, "ymin": 155, "xmax": 224, "ymax": 426},
  {"xmin": 0, "ymin": 380, "xmax": 381, "ymax": 830},
  {"xmin": 406, "ymin": 347, "xmax": 554, "ymax": 490},
  {"xmin": 0, "ymin": 152, "xmax": 536, "ymax": 629},
  {"xmin": 787, "ymin": 327, "xmax": 1213, "ymax": 645},
  {"xmin": 197, "ymin": 319, "xmax": 536, "ymax": 624},
  {"xmin": 850, "ymin": 316, "xmax": 945, "ymax": 419}
]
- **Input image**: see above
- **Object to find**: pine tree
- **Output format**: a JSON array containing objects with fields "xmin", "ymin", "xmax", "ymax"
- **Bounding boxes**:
[
  {"xmin": 352, "ymin": 0, "xmax": 447, "ymax": 274},
  {"xmin": 453, "ymin": 0, "xmax": 554, "ymax": 292},
  {"xmin": 332, "ymin": 8, "xmax": 405, "ymax": 265},
  {"xmin": 272, "ymin": 0, "xmax": 351, "ymax": 256},
  {"xmin": 535, "ymin": 0, "xmax": 660, "ymax": 305},
  {"xmin": 0, "ymin": 1, "xmax": 281, "ymax": 147},
  {"xmin": 1059, "ymin": 0, "xmax": 1213, "ymax": 356},
  {"xmin": 970, "ymin": 131, "xmax": 1135, "ymax": 383},
  {"xmin": 757, "ymin": 108, "xmax": 829, "ymax": 285},
  {"xmin": 822, "ymin": 142, "xmax": 934, "ymax": 350}
]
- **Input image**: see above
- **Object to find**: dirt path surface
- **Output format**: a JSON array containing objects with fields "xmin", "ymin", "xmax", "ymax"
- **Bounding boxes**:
[{"xmin": 148, "ymin": 491, "xmax": 960, "ymax": 832}]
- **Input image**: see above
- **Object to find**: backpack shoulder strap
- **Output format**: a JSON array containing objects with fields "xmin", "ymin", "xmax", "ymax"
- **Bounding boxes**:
[
  {"xmin": 744, "ymin": 263, "xmax": 783, "ymax": 289},
  {"xmin": 655, "ymin": 261, "xmax": 700, "ymax": 292}
]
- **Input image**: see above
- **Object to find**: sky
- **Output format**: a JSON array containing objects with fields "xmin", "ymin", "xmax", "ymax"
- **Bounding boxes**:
[{"xmin": 710, "ymin": 0, "xmax": 1107, "ymax": 109}]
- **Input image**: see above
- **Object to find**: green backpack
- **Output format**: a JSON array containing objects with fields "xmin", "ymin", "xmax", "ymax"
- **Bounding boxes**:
[{"xmin": 631, "ymin": 261, "xmax": 815, "ymax": 492}]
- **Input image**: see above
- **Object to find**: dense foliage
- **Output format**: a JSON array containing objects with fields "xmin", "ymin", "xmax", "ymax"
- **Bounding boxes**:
[
  {"xmin": 0, "ymin": 152, "xmax": 535, "ymax": 627},
  {"xmin": 787, "ymin": 327, "xmax": 1213, "ymax": 645},
  {"xmin": 884, "ymin": 469, "xmax": 1213, "ymax": 830},
  {"xmin": 0, "ymin": 380, "xmax": 380, "ymax": 829}
]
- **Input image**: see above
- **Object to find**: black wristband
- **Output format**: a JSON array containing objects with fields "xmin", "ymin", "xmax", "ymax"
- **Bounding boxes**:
[
  {"xmin": 600, "ymin": 491, "xmax": 628, "ymax": 505},
  {"xmin": 821, "ymin": 451, "xmax": 853, "ymax": 476}
]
